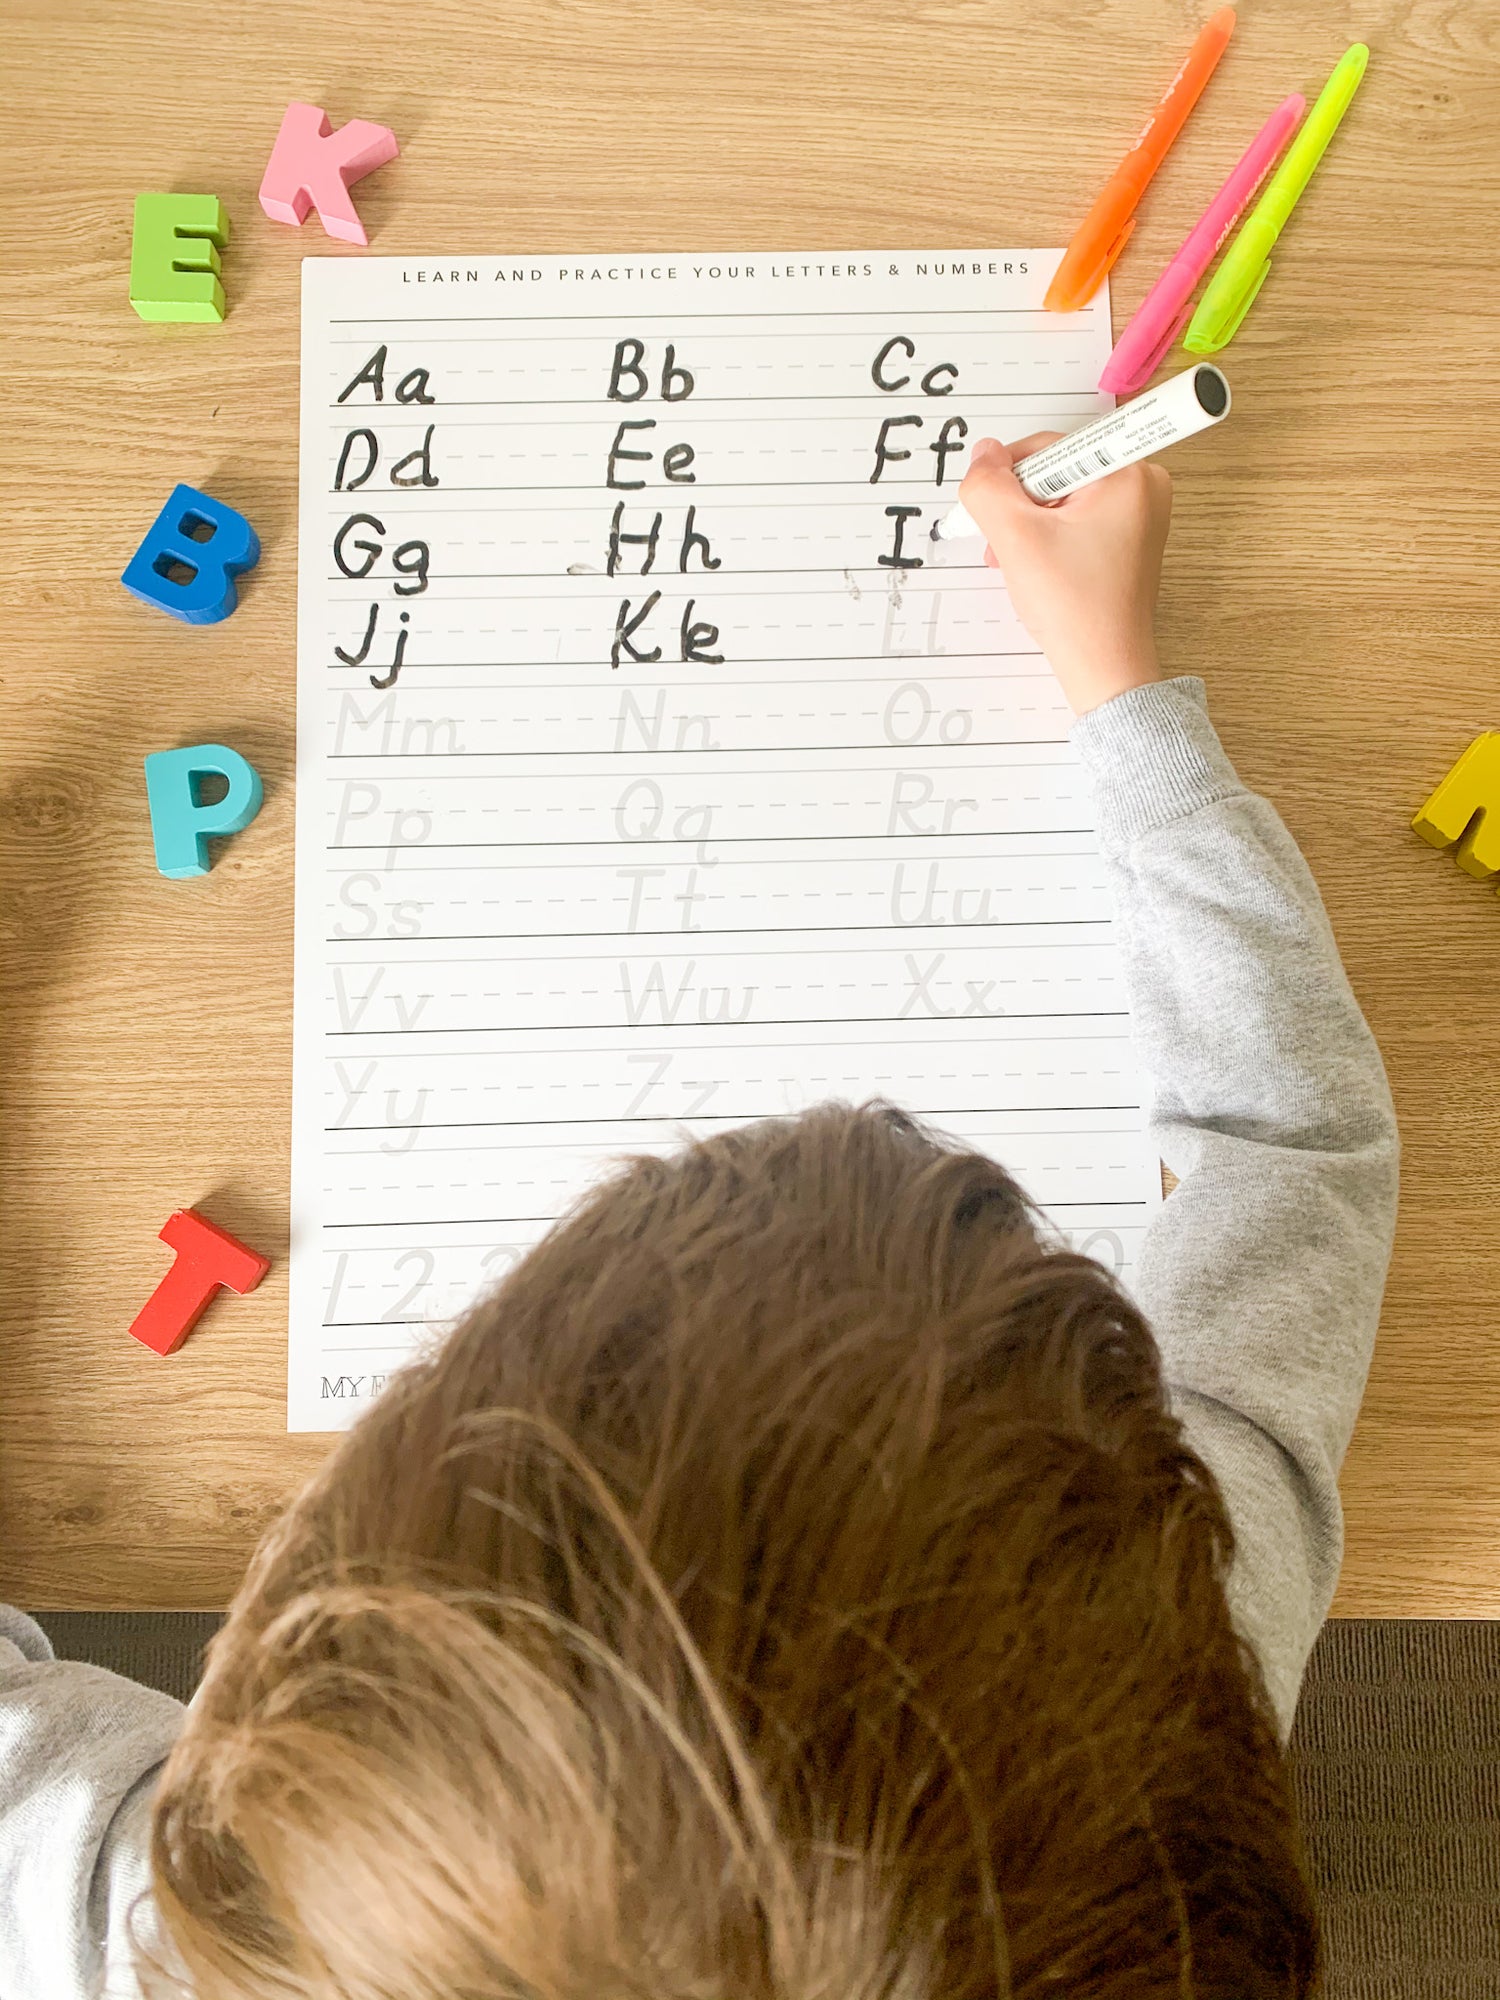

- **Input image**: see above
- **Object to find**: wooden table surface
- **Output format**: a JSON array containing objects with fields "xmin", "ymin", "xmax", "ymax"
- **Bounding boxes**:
[{"xmin": 2, "ymin": 0, "xmax": 1497, "ymax": 1612}]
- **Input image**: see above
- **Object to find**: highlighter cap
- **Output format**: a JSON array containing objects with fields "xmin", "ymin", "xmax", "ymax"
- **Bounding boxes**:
[
  {"xmin": 1045, "ymin": 179, "xmax": 1139, "ymax": 313},
  {"xmin": 1184, "ymin": 255, "xmax": 1272, "ymax": 354},
  {"xmin": 1101, "ymin": 300, "xmax": 1195, "ymax": 395},
  {"xmin": 1045, "ymin": 216, "xmax": 1136, "ymax": 313}
]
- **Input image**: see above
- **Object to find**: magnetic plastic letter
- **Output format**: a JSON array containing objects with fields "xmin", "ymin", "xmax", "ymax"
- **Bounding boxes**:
[
  {"xmin": 129, "ymin": 194, "xmax": 230, "ymax": 323},
  {"xmin": 144, "ymin": 744, "xmax": 264, "ymax": 878},
  {"xmin": 1411, "ymin": 733, "xmax": 1500, "ymax": 887},
  {"xmin": 121, "ymin": 483, "xmax": 260, "ymax": 624},
  {"xmin": 258, "ymin": 101, "xmax": 399, "ymax": 246},
  {"xmin": 129, "ymin": 1209, "xmax": 271, "ymax": 1356}
]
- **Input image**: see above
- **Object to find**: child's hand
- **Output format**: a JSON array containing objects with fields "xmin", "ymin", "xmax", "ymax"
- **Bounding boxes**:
[{"xmin": 958, "ymin": 434, "xmax": 1172, "ymax": 717}]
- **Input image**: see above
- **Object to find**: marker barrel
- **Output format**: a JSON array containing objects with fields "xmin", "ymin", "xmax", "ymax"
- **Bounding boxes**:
[{"xmin": 934, "ymin": 363, "xmax": 1231, "ymax": 538}]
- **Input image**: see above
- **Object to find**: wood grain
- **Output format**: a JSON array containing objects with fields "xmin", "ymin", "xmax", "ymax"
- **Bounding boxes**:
[{"xmin": 1, "ymin": 0, "xmax": 1497, "ymax": 1611}]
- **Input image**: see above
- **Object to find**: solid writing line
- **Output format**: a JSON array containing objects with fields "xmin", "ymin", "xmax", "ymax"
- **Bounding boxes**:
[
  {"xmin": 321, "ymin": 1010, "xmax": 1129, "ymax": 1090},
  {"xmin": 322, "ymin": 1008, "xmax": 1126, "ymax": 1053},
  {"xmin": 325, "ymin": 390, "xmax": 1102, "ymax": 410},
  {"xmin": 320, "ymin": 843, "xmax": 1097, "ymax": 873},
  {"xmin": 334, "ymin": 1029, "xmax": 1131, "ymax": 1057},
  {"xmin": 318, "ymin": 1094, "xmax": 1139, "ymax": 1127},
  {"xmin": 327, "ymin": 740, "xmax": 1068, "ymax": 761},
  {"xmin": 325, "ymin": 308, "xmax": 1096, "ymax": 326},
  {"xmin": 320, "ymin": 755, "xmax": 1068, "ymax": 780},
  {"xmin": 319, "ymin": 403, "xmax": 1084, "ymax": 429},
  {"xmin": 320, "ymin": 920, "xmax": 1110, "ymax": 948},
  {"xmin": 317, "ymin": 938, "xmax": 1119, "ymax": 962},
  {"xmin": 318, "ymin": 1342, "xmax": 422, "ymax": 1352},
  {"xmin": 323, "ymin": 938, "xmax": 1116, "ymax": 967},
  {"xmin": 323, "ymin": 566, "xmax": 987, "ymax": 584},
  {"xmin": 317, "ymin": 583, "xmax": 1003, "ymax": 607},
  {"xmin": 328, "ymin": 481, "xmax": 994, "ymax": 495},
  {"xmin": 313, "ymin": 493, "xmax": 1003, "ymax": 511},
  {"xmin": 330, "ymin": 829, "xmax": 1096, "ymax": 851},
  {"xmin": 323, "ymin": 654, "xmax": 1044, "ymax": 673},
  {"xmin": 318, "ymin": 1104, "xmax": 1136, "ymax": 1136},
  {"xmin": 315, "ymin": 1123, "xmax": 1144, "ymax": 1158},
  {"xmin": 313, "ymin": 1124, "xmax": 1143, "ymax": 1155},
  {"xmin": 319, "ymin": 1184, "xmax": 1139, "ymax": 1230},
  {"xmin": 323, "ymin": 1213, "xmax": 557, "ymax": 1227}
]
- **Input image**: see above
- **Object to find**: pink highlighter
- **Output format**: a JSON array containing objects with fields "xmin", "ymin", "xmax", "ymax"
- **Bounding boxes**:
[{"xmin": 1099, "ymin": 92, "xmax": 1305, "ymax": 397}]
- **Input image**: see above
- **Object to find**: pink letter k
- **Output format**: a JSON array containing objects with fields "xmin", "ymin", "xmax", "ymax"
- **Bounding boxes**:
[{"xmin": 259, "ymin": 101, "xmax": 399, "ymax": 247}]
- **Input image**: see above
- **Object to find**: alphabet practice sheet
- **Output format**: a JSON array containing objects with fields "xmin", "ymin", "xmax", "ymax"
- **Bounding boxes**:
[{"xmin": 289, "ymin": 249, "xmax": 1160, "ymax": 1431}]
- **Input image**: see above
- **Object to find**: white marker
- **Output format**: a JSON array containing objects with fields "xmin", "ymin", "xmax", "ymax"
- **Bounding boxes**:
[{"xmin": 930, "ymin": 362, "xmax": 1231, "ymax": 540}]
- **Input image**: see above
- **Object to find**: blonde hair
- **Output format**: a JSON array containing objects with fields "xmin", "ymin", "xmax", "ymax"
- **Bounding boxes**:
[{"xmin": 148, "ymin": 1103, "xmax": 1318, "ymax": 1998}]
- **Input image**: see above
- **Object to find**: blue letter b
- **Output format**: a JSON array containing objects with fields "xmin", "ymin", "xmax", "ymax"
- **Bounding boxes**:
[{"xmin": 122, "ymin": 484, "xmax": 261, "ymax": 625}]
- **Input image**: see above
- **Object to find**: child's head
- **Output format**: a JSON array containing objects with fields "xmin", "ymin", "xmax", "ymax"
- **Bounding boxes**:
[{"xmin": 148, "ymin": 1103, "xmax": 1317, "ymax": 1999}]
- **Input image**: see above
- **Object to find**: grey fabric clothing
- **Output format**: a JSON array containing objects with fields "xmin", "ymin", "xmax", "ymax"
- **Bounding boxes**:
[
  {"xmin": 0, "ymin": 1604, "xmax": 176, "ymax": 1998},
  {"xmin": 0, "ymin": 674, "xmax": 1399, "ymax": 1999},
  {"xmin": 1072, "ymin": 678, "xmax": 1398, "ymax": 1735}
]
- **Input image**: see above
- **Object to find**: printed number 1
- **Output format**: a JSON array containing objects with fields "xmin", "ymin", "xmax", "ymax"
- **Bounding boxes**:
[{"xmin": 323, "ymin": 1250, "xmax": 349, "ymax": 1325}]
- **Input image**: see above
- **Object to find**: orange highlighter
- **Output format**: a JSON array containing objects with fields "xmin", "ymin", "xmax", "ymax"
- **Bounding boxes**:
[{"xmin": 1045, "ymin": 6, "xmax": 1237, "ymax": 313}]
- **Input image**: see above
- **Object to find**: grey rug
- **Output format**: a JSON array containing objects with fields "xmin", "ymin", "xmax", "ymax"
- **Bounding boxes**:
[
  {"xmin": 1289, "ymin": 1621, "xmax": 1500, "ymax": 1999},
  {"xmin": 32, "ymin": 1614, "xmax": 1500, "ymax": 1998}
]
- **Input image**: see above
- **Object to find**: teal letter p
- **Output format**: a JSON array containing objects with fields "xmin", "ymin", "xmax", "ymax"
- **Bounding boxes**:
[{"xmin": 145, "ymin": 745, "xmax": 264, "ymax": 878}]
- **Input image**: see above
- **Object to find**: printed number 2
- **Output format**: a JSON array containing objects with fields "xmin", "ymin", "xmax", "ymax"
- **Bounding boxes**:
[
  {"xmin": 381, "ymin": 1249, "xmax": 435, "ymax": 1322},
  {"xmin": 1073, "ymin": 1229, "xmax": 1125, "ymax": 1274}
]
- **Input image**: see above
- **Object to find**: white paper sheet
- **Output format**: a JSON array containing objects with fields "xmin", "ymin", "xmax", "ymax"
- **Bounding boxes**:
[{"xmin": 289, "ymin": 248, "xmax": 1159, "ymax": 1432}]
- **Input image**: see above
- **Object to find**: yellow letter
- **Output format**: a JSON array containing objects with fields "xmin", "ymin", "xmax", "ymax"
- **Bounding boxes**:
[{"xmin": 1412, "ymin": 733, "xmax": 1500, "ymax": 883}]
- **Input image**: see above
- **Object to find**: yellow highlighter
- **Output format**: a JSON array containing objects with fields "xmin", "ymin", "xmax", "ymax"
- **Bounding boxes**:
[{"xmin": 1185, "ymin": 42, "xmax": 1368, "ymax": 353}]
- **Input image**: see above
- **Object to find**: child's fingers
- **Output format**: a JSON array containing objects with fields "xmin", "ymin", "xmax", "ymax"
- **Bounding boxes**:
[
  {"xmin": 1144, "ymin": 460, "xmax": 1174, "ymax": 510},
  {"xmin": 960, "ymin": 431, "xmax": 1063, "ymax": 545}
]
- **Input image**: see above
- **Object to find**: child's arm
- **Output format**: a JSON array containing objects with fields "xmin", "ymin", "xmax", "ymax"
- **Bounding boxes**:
[
  {"xmin": 961, "ymin": 441, "xmax": 1400, "ymax": 1738},
  {"xmin": 0, "ymin": 1606, "xmax": 180, "ymax": 1997}
]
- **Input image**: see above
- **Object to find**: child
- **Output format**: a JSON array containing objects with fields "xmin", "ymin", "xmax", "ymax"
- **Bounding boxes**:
[{"xmin": 0, "ymin": 435, "xmax": 1398, "ymax": 2000}]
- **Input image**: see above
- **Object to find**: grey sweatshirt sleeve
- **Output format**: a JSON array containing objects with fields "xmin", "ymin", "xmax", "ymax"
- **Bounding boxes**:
[
  {"xmin": 0, "ymin": 1605, "xmax": 181, "ymax": 1999},
  {"xmin": 1071, "ymin": 676, "xmax": 1399, "ymax": 1737}
]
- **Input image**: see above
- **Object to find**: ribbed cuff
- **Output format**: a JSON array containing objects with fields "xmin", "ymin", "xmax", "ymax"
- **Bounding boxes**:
[
  {"xmin": 0, "ymin": 1604, "xmax": 54, "ymax": 1663},
  {"xmin": 1069, "ymin": 676, "xmax": 1246, "ymax": 850}
]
